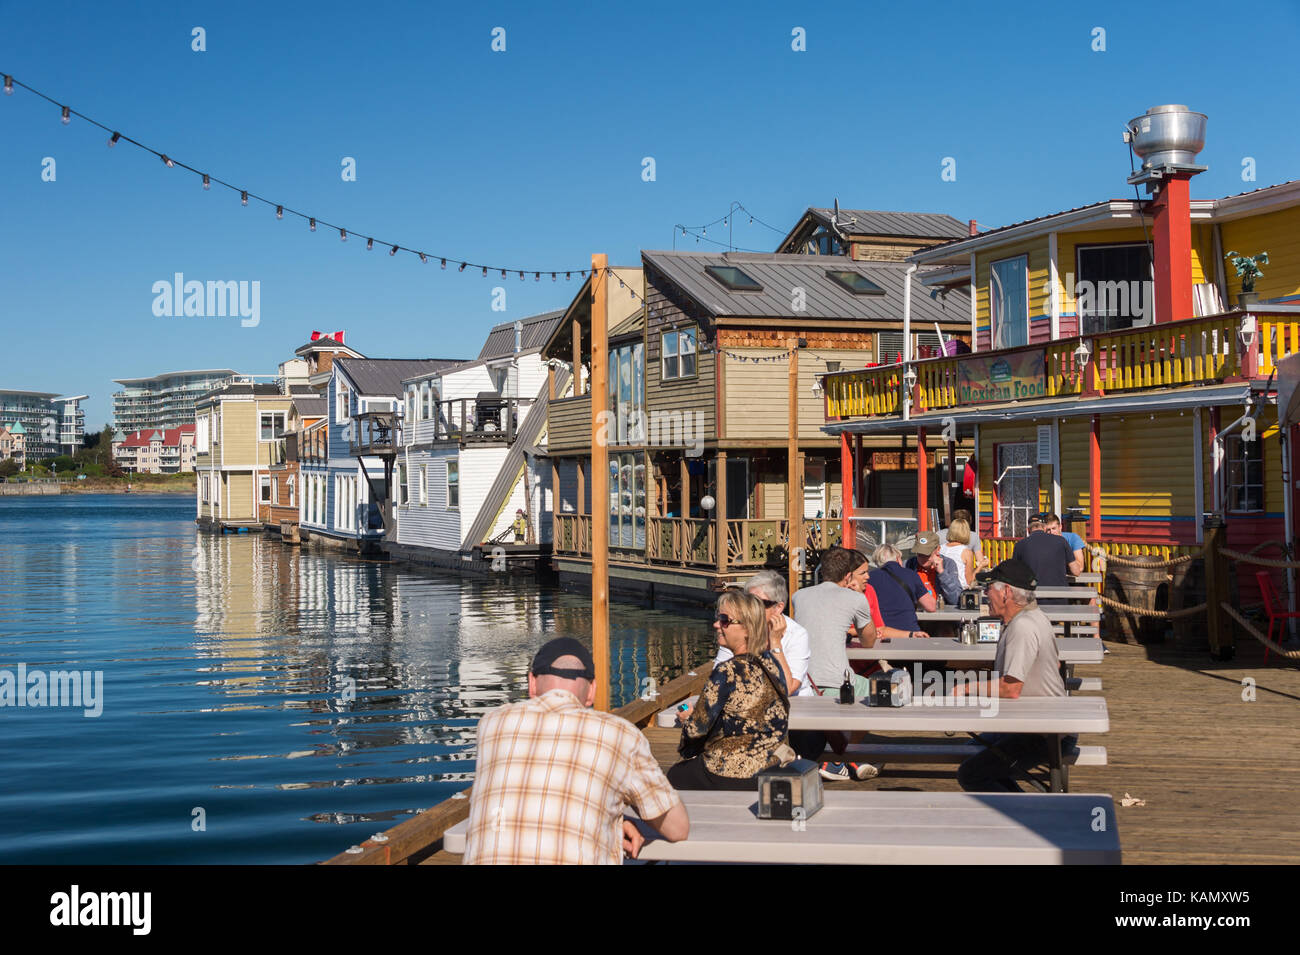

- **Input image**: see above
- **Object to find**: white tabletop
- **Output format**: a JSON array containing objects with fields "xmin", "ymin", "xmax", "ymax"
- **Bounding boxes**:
[
  {"xmin": 919, "ymin": 607, "xmax": 1101, "ymax": 622},
  {"xmin": 442, "ymin": 790, "xmax": 1122, "ymax": 864},
  {"xmin": 633, "ymin": 790, "xmax": 1121, "ymax": 865},
  {"xmin": 1034, "ymin": 586, "xmax": 1100, "ymax": 600},
  {"xmin": 788, "ymin": 694, "xmax": 1109, "ymax": 734},
  {"xmin": 848, "ymin": 636, "xmax": 1105, "ymax": 663}
]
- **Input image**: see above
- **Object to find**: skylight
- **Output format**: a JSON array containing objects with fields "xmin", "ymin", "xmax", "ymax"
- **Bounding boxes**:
[
  {"xmin": 705, "ymin": 265, "xmax": 763, "ymax": 291},
  {"xmin": 826, "ymin": 270, "xmax": 886, "ymax": 295}
]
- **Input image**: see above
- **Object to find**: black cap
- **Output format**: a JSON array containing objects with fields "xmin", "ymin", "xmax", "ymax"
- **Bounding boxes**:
[
  {"xmin": 975, "ymin": 558, "xmax": 1038, "ymax": 590},
  {"xmin": 530, "ymin": 637, "xmax": 596, "ymax": 680}
]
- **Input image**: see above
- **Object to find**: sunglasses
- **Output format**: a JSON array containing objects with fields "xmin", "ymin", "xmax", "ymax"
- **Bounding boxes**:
[{"xmin": 715, "ymin": 613, "xmax": 741, "ymax": 628}]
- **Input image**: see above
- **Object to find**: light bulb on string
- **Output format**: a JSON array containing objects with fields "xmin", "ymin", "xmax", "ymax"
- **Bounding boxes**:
[
  {"xmin": 366, "ymin": 238, "xmax": 373, "ymax": 251},
  {"xmin": 108, "ymin": 132, "xmax": 120, "ymax": 147},
  {"xmin": 419, "ymin": 253, "xmax": 428, "ymax": 264},
  {"xmin": 202, "ymin": 174, "xmax": 211, "ymax": 190},
  {"xmin": 161, "ymin": 154, "xmax": 174, "ymax": 168},
  {"xmin": 441, "ymin": 259, "xmax": 447, "ymax": 269},
  {"xmin": 240, "ymin": 190, "xmax": 248, "ymax": 206},
  {"xmin": 309, "ymin": 218, "xmax": 316, "ymax": 232},
  {"xmin": 551, "ymin": 273, "xmax": 556, "ymax": 281},
  {"xmin": 275, "ymin": 205, "xmax": 283, "ymax": 219},
  {"xmin": 61, "ymin": 105, "xmax": 70, "ymax": 124},
  {"xmin": 3, "ymin": 76, "xmax": 12, "ymax": 95},
  {"xmin": 339, "ymin": 228, "xmax": 347, "ymax": 242},
  {"xmin": 390, "ymin": 245, "xmax": 398, "ymax": 256},
  {"xmin": 519, "ymin": 271, "xmax": 524, "ymax": 281}
]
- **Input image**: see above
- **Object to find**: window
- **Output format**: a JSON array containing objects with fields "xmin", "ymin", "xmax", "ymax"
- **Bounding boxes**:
[
  {"xmin": 196, "ymin": 415, "xmax": 210, "ymax": 453},
  {"xmin": 417, "ymin": 465, "xmax": 426, "ymax": 506},
  {"xmin": 1225, "ymin": 434, "xmax": 1264, "ymax": 513},
  {"xmin": 336, "ymin": 379, "xmax": 350, "ymax": 423},
  {"xmin": 421, "ymin": 383, "xmax": 432, "ymax": 420},
  {"xmin": 286, "ymin": 475, "xmax": 294, "ymax": 506},
  {"xmin": 608, "ymin": 452, "xmax": 645, "ymax": 550},
  {"xmin": 406, "ymin": 388, "xmax": 416, "ymax": 426},
  {"xmin": 260, "ymin": 475, "xmax": 271, "ymax": 503},
  {"xmin": 447, "ymin": 461, "xmax": 459, "ymax": 509},
  {"xmin": 260, "ymin": 412, "xmax": 286, "ymax": 441},
  {"xmin": 995, "ymin": 442, "xmax": 1037, "ymax": 538},
  {"xmin": 608, "ymin": 342, "xmax": 645, "ymax": 444},
  {"xmin": 704, "ymin": 265, "xmax": 762, "ymax": 291},
  {"xmin": 200, "ymin": 475, "xmax": 209, "ymax": 503},
  {"xmin": 661, "ymin": 326, "xmax": 697, "ymax": 380},
  {"xmin": 826, "ymin": 270, "xmax": 885, "ymax": 295},
  {"xmin": 1075, "ymin": 243, "xmax": 1153, "ymax": 335},
  {"xmin": 397, "ymin": 462, "xmax": 408, "ymax": 506},
  {"xmin": 989, "ymin": 255, "xmax": 1029, "ymax": 350}
]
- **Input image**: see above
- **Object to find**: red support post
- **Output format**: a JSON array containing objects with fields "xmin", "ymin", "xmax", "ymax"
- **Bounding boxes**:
[
  {"xmin": 840, "ymin": 431, "xmax": 855, "ymax": 550},
  {"xmin": 917, "ymin": 427, "xmax": 929, "ymax": 531},
  {"xmin": 1089, "ymin": 415, "xmax": 1102, "ymax": 540},
  {"xmin": 1151, "ymin": 174, "xmax": 1194, "ymax": 326}
]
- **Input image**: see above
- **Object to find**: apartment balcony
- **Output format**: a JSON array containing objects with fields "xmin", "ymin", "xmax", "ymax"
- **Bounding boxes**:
[
  {"xmin": 350, "ymin": 411, "xmax": 401, "ymax": 456},
  {"xmin": 822, "ymin": 308, "xmax": 1300, "ymax": 424},
  {"xmin": 431, "ymin": 395, "xmax": 520, "ymax": 445}
]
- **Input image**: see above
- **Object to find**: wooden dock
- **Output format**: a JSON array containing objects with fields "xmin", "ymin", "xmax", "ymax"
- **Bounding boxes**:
[{"xmin": 325, "ymin": 636, "xmax": 1300, "ymax": 865}]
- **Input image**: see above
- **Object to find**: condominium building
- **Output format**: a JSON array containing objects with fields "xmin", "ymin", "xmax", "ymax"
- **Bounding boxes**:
[
  {"xmin": 0, "ymin": 390, "xmax": 63, "ymax": 459},
  {"xmin": 113, "ymin": 370, "xmax": 238, "ymax": 433},
  {"xmin": 57, "ymin": 395, "xmax": 88, "ymax": 454},
  {"xmin": 113, "ymin": 424, "xmax": 197, "ymax": 474}
]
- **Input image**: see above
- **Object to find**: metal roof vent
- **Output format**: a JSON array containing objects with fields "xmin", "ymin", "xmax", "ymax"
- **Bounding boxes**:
[{"xmin": 1125, "ymin": 104, "xmax": 1207, "ymax": 188}]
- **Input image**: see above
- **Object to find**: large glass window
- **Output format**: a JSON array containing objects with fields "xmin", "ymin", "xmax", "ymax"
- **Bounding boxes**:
[
  {"xmin": 989, "ymin": 255, "xmax": 1029, "ymax": 350},
  {"xmin": 661, "ymin": 327, "xmax": 697, "ymax": 380},
  {"xmin": 1075, "ymin": 243, "xmax": 1153, "ymax": 335},
  {"xmin": 609, "ymin": 452, "xmax": 646, "ymax": 550},
  {"xmin": 260, "ymin": 412, "xmax": 285, "ymax": 441},
  {"xmin": 608, "ymin": 342, "xmax": 645, "ymax": 444},
  {"xmin": 447, "ymin": 461, "xmax": 459, "ymax": 508},
  {"xmin": 995, "ymin": 442, "xmax": 1037, "ymax": 538}
]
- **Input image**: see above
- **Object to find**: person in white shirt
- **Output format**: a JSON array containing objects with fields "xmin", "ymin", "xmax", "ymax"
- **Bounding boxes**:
[{"xmin": 714, "ymin": 569, "xmax": 812, "ymax": 697}]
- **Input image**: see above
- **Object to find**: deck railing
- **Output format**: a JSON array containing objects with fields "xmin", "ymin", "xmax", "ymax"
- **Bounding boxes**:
[
  {"xmin": 431, "ymin": 397, "xmax": 520, "ymax": 444},
  {"xmin": 350, "ymin": 411, "xmax": 401, "ymax": 456},
  {"xmin": 824, "ymin": 309, "xmax": 1297, "ymax": 421}
]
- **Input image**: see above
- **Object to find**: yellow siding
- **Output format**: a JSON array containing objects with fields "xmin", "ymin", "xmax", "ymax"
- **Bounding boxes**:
[
  {"xmin": 1202, "ymin": 405, "xmax": 1284, "ymax": 514},
  {"xmin": 975, "ymin": 421, "xmax": 1054, "ymax": 518},
  {"xmin": 1220, "ymin": 205, "xmax": 1300, "ymax": 303},
  {"xmin": 223, "ymin": 401, "xmax": 257, "ymax": 465},
  {"xmin": 1058, "ymin": 412, "xmax": 1197, "ymax": 520},
  {"xmin": 225, "ymin": 472, "xmax": 255, "ymax": 521},
  {"xmin": 974, "ymin": 238, "xmax": 1050, "ymax": 329}
]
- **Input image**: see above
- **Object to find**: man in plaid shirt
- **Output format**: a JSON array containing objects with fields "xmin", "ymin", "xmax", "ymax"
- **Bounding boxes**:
[{"xmin": 464, "ymin": 638, "xmax": 689, "ymax": 864}]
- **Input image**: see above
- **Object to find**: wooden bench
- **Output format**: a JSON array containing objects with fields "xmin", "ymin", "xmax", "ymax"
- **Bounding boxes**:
[
  {"xmin": 441, "ymin": 790, "xmax": 1122, "ymax": 864},
  {"xmin": 840, "ymin": 741, "xmax": 1107, "ymax": 767}
]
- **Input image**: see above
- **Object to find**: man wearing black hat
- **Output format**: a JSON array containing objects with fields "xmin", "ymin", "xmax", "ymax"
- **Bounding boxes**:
[
  {"xmin": 463, "ymin": 637, "xmax": 689, "ymax": 864},
  {"xmin": 955, "ymin": 559, "xmax": 1069, "ymax": 792}
]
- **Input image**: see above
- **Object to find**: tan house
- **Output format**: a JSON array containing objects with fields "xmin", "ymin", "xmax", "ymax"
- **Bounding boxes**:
[
  {"xmin": 260, "ymin": 394, "xmax": 327, "ymax": 538},
  {"xmin": 113, "ymin": 424, "xmax": 197, "ymax": 474},
  {"xmin": 195, "ymin": 378, "xmax": 300, "ymax": 530},
  {"xmin": 0, "ymin": 422, "xmax": 27, "ymax": 470}
]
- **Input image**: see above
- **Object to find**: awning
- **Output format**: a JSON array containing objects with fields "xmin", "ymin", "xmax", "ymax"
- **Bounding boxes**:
[{"xmin": 822, "ymin": 382, "xmax": 1258, "ymax": 435}]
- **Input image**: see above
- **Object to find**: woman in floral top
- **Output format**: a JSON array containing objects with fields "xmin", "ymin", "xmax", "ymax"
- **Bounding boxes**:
[{"xmin": 667, "ymin": 590, "xmax": 790, "ymax": 790}]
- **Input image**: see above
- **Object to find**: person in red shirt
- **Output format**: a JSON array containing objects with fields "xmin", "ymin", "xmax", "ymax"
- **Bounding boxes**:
[{"xmin": 844, "ymin": 549, "xmax": 886, "ymax": 677}]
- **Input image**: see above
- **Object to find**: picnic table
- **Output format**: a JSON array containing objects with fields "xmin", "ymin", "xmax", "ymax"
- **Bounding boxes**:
[
  {"xmin": 442, "ymin": 791, "xmax": 1122, "ymax": 864},
  {"xmin": 917, "ymin": 605, "xmax": 1100, "ymax": 637},
  {"xmin": 847, "ymin": 636, "xmax": 1104, "ymax": 665},
  {"xmin": 788, "ymin": 695, "xmax": 1108, "ymax": 792}
]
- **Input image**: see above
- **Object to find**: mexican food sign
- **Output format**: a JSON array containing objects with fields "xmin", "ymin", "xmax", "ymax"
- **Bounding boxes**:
[{"xmin": 958, "ymin": 351, "xmax": 1046, "ymax": 404}]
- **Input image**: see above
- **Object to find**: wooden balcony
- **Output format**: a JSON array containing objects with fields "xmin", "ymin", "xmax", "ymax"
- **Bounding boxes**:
[
  {"xmin": 824, "ymin": 309, "xmax": 1300, "ymax": 421},
  {"xmin": 350, "ymin": 411, "xmax": 401, "ymax": 456},
  {"xmin": 431, "ymin": 397, "xmax": 520, "ymax": 445}
]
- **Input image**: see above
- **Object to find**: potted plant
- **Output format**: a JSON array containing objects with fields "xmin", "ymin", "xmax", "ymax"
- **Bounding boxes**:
[{"xmin": 1225, "ymin": 250, "xmax": 1269, "ymax": 308}]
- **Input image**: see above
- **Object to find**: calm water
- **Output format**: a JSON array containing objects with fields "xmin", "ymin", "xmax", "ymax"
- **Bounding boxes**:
[{"xmin": 0, "ymin": 494, "xmax": 714, "ymax": 863}]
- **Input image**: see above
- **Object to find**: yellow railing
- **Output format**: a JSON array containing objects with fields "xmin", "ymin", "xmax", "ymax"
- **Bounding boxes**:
[
  {"xmin": 1259, "ymin": 317, "xmax": 1300, "ymax": 377},
  {"xmin": 982, "ymin": 537, "xmax": 1202, "ymax": 593},
  {"xmin": 917, "ymin": 358, "xmax": 960, "ymax": 411},
  {"xmin": 825, "ymin": 364, "xmax": 902, "ymax": 417},
  {"xmin": 1091, "ymin": 315, "xmax": 1239, "ymax": 391}
]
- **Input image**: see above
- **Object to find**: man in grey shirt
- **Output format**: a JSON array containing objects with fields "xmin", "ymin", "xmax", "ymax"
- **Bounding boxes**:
[{"xmin": 955, "ymin": 559, "xmax": 1068, "ymax": 792}]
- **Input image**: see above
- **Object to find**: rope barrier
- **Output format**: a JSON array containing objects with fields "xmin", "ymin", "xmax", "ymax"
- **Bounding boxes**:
[
  {"xmin": 1094, "ymin": 592, "xmax": 1207, "ymax": 619},
  {"xmin": 1220, "ymin": 603, "xmax": 1300, "ymax": 661},
  {"xmin": 1221, "ymin": 548, "xmax": 1300, "ymax": 569},
  {"xmin": 1087, "ymin": 546, "xmax": 1202, "ymax": 569}
]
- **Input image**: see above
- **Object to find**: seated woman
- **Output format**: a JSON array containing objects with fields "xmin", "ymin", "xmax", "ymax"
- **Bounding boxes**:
[{"xmin": 667, "ymin": 591, "xmax": 790, "ymax": 791}]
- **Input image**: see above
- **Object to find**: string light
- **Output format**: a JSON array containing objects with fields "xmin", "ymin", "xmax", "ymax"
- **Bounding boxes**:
[
  {"xmin": 202, "ymin": 174, "xmax": 211, "ymax": 190},
  {"xmin": 339, "ymin": 228, "xmax": 347, "ymax": 241},
  {"xmin": 108, "ymin": 131, "xmax": 120, "ymax": 147},
  {"xmin": 276, "ymin": 205, "xmax": 283, "ymax": 219},
  {"xmin": 3, "ymin": 75, "xmax": 12, "ymax": 95},
  {"xmin": 389, "ymin": 245, "xmax": 398, "ymax": 256},
  {"xmin": 441, "ymin": 259, "xmax": 447, "ymax": 269},
  {"xmin": 309, "ymin": 217, "xmax": 316, "ymax": 232},
  {"xmin": 419, "ymin": 253, "xmax": 428, "ymax": 264},
  {"xmin": 161, "ymin": 154, "xmax": 174, "ymax": 168},
  {"xmin": 366, "ymin": 237, "xmax": 373, "ymax": 251},
  {"xmin": 61, "ymin": 105, "xmax": 70, "ymax": 124},
  {"xmin": 240, "ymin": 190, "xmax": 248, "ymax": 206}
]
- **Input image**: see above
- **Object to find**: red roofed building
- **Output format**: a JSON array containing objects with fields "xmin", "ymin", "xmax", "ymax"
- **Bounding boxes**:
[{"xmin": 113, "ymin": 424, "xmax": 197, "ymax": 474}]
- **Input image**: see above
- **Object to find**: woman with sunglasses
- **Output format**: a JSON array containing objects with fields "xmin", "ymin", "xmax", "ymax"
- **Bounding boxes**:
[{"xmin": 666, "ymin": 590, "xmax": 790, "ymax": 791}]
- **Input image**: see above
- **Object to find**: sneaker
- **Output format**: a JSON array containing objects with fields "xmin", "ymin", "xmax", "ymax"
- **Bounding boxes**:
[
  {"xmin": 819, "ymin": 761, "xmax": 851, "ymax": 781},
  {"xmin": 852, "ymin": 761, "xmax": 881, "ymax": 781}
]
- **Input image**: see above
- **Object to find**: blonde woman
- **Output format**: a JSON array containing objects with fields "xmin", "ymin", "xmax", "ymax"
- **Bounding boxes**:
[
  {"xmin": 940, "ymin": 518, "xmax": 977, "ymax": 588},
  {"xmin": 668, "ymin": 591, "xmax": 790, "ymax": 790}
]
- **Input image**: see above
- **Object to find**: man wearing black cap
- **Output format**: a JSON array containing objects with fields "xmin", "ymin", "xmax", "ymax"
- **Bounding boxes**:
[
  {"xmin": 463, "ymin": 637, "xmax": 689, "ymax": 864},
  {"xmin": 955, "ymin": 559, "xmax": 1069, "ymax": 792}
]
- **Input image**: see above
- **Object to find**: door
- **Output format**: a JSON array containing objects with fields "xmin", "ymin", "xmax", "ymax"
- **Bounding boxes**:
[{"xmin": 995, "ymin": 442, "xmax": 1037, "ymax": 538}]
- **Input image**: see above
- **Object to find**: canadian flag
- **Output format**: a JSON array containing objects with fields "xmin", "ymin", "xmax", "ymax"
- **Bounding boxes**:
[{"xmin": 310, "ymin": 330, "xmax": 345, "ymax": 344}]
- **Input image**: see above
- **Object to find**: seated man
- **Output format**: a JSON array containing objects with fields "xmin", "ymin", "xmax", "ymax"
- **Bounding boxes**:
[
  {"xmin": 1045, "ymin": 513, "xmax": 1087, "ymax": 576},
  {"xmin": 1013, "ymin": 515, "xmax": 1083, "ymax": 604},
  {"xmin": 790, "ymin": 547, "xmax": 880, "ymax": 781},
  {"xmin": 715, "ymin": 569, "xmax": 812, "ymax": 698},
  {"xmin": 869, "ymin": 544, "xmax": 938, "ymax": 639},
  {"xmin": 954, "ymin": 559, "xmax": 1070, "ymax": 792},
  {"xmin": 905, "ymin": 531, "xmax": 964, "ymax": 607},
  {"xmin": 464, "ymin": 637, "xmax": 689, "ymax": 864}
]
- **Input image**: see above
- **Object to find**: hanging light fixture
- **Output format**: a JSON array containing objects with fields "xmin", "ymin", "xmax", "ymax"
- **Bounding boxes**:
[
  {"xmin": 108, "ymin": 131, "xmax": 120, "ymax": 147},
  {"xmin": 389, "ymin": 245, "xmax": 398, "ymax": 256},
  {"xmin": 240, "ymin": 190, "xmax": 248, "ymax": 206},
  {"xmin": 61, "ymin": 105, "xmax": 70, "ymax": 124},
  {"xmin": 419, "ymin": 253, "xmax": 428, "ymax": 264},
  {"xmin": 202, "ymin": 174, "xmax": 211, "ymax": 190},
  {"xmin": 309, "ymin": 218, "xmax": 316, "ymax": 232},
  {"xmin": 441, "ymin": 259, "xmax": 447, "ymax": 269},
  {"xmin": 161, "ymin": 154, "xmax": 175, "ymax": 167},
  {"xmin": 275, "ymin": 205, "xmax": 283, "ymax": 219},
  {"xmin": 366, "ymin": 237, "xmax": 373, "ymax": 251},
  {"xmin": 339, "ymin": 228, "xmax": 347, "ymax": 241},
  {"xmin": 3, "ymin": 76, "xmax": 12, "ymax": 95}
]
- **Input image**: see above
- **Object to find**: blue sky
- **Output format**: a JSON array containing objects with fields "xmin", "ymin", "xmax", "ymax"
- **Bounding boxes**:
[{"xmin": 3, "ymin": 0, "xmax": 1298, "ymax": 429}]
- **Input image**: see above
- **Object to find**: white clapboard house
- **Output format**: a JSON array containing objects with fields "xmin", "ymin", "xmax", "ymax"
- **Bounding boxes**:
[{"xmin": 387, "ymin": 311, "xmax": 566, "ymax": 570}]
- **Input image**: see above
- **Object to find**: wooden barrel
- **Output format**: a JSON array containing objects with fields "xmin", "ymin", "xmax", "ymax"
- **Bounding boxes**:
[
  {"xmin": 1168, "ymin": 557, "xmax": 1207, "ymax": 648},
  {"xmin": 1103, "ymin": 555, "xmax": 1170, "ymax": 644}
]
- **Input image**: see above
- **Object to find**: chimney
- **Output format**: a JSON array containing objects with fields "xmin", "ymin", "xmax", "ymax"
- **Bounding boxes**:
[
  {"xmin": 968, "ymin": 219, "xmax": 978, "ymax": 236},
  {"xmin": 514, "ymin": 320, "xmax": 523, "ymax": 353},
  {"xmin": 1125, "ymin": 105, "xmax": 1207, "ymax": 324}
]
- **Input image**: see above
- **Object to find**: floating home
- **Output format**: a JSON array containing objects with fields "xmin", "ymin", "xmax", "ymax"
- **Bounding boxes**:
[{"xmin": 822, "ymin": 106, "xmax": 1300, "ymax": 638}]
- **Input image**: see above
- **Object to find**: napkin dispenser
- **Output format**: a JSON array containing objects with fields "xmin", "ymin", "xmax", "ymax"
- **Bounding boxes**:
[
  {"xmin": 866, "ymin": 667, "xmax": 912, "ymax": 707},
  {"xmin": 756, "ymin": 758, "xmax": 824, "ymax": 821},
  {"xmin": 958, "ymin": 588, "xmax": 981, "ymax": 611}
]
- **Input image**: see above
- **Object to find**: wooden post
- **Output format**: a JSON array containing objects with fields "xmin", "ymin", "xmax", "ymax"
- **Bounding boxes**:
[
  {"xmin": 1089, "ymin": 415, "xmax": 1102, "ymax": 540},
  {"xmin": 590, "ymin": 254, "xmax": 610, "ymax": 711},
  {"xmin": 715, "ymin": 450, "xmax": 728, "ymax": 575},
  {"xmin": 549, "ymin": 367, "xmax": 558, "ymax": 545},
  {"xmin": 840, "ymin": 431, "xmax": 855, "ymax": 550},
  {"xmin": 787, "ymin": 339, "xmax": 801, "ymax": 597},
  {"xmin": 1208, "ymin": 406, "xmax": 1221, "ymax": 514},
  {"xmin": 946, "ymin": 437, "xmax": 957, "ymax": 526},
  {"xmin": 1203, "ymin": 514, "xmax": 1235, "ymax": 659},
  {"xmin": 572, "ymin": 318, "xmax": 583, "ymax": 397},
  {"xmin": 917, "ymin": 427, "xmax": 929, "ymax": 531},
  {"xmin": 679, "ymin": 455, "xmax": 690, "ymax": 567}
]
